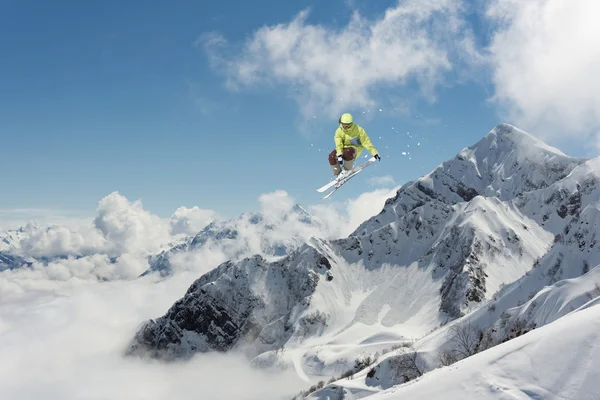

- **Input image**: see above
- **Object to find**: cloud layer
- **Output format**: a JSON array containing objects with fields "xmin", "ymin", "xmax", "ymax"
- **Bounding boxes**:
[
  {"xmin": 0, "ymin": 275, "xmax": 306, "ymax": 400},
  {"xmin": 2, "ymin": 192, "xmax": 214, "ymax": 286},
  {"xmin": 170, "ymin": 206, "xmax": 217, "ymax": 236},
  {"xmin": 93, "ymin": 193, "xmax": 174, "ymax": 255},
  {"xmin": 1, "ymin": 187, "xmax": 397, "ymax": 288},
  {"xmin": 0, "ymin": 187, "xmax": 399, "ymax": 399}
]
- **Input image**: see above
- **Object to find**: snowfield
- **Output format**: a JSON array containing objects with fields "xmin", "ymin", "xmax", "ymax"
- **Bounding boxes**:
[{"xmin": 370, "ymin": 298, "xmax": 600, "ymax": 400}]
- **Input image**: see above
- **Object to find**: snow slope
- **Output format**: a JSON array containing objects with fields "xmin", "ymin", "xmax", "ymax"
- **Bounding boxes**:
[
  {"xmin": 0, "ymin": 228, "xmax": 28, "ymax": 252},
  {"xmin": 0, "ymin": 228, "xmax": 32, "ymax": 271},
  {"xmin": 309, "ymin": 262, "xmax": 600, "ymax": 399},
  {"xmin": 369, "ymin": 299, "xmax": 600, "ymax": 400},
  {"xmin": 301, "ymin": 127, "xmax": 600, "ymax": 397}
]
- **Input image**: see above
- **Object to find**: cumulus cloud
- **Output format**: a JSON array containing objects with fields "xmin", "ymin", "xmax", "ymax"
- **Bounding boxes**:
[
  {"xmin": 258, "ymin": 190, "xmax": 296, "ymax": 220},
  {"xmin": 170, "ymin": 206, "xmax": 217, "ymax": 236},
  {"xmin": 0, "ymin": 254, "xmax": 151, "ymax": 301},
  {"xmin": 486, "ymin": 0, "xmax": 600, "ymax": 148},
  {"xmin": 13, "ymin": 192, "xmax": 178, "ymax": 262},
  {"xmin": 204, "ymin": 0, "xmax": 477, "ymax": 117},
  {"xmin": 6, "ymin": 192, "xmax": 197, "ymax": 284},
  {"xmin": 166, "ymin": 190, "xmax": 339, "ymax": 271},
  {"xmin": 162, "ymin": 188, "xmax": 401, "ymax": 276},
  {"xmin": 94, "ymin": 192, "xmax": 173, "ymax": 255},
  {"xmin": 200, "ymin": 0, "xmax": 600, "ymax": 149},
  {"xmin": 309, "ymin": 186, "xmax": 400, "ymax": 237},
  {"xmin": 3, "ymin": 187, "xmax": 401, "ymax": 284},
  {"xmin": 256, "ymin": 188, "xmax": 399, "ymax": 242},
  {"xmin": 18, "ymin": 222, "xmax": 108, "ymax": 259}
]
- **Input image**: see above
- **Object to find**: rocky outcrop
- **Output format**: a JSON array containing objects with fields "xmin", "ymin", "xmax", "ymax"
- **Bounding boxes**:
[{"xmin": 127, "ymin": 246, "xmax": 333, "ymax": 359}]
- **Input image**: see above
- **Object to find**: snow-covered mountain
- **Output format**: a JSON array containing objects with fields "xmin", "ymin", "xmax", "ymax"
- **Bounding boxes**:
[
  {"xmin": 126, "ymin": 124, "xmax": 600, "ymax": 398},
  {"xmin": 0, "ymin": 227, "xmax": 28, "ymax": 252},
  {"xmin": 128, "ymin": 246, "xmax": 333, "ymax": 359},
  {"xmin": 325, "ymin": 295, "xmax": 600, "ymax": 400},
  {"xmin": 353, "ymin": 123, "xmax": 585, "ymax": 237},
  {"xmin": 143, "ymin": 204, "xmax": 327, "ymax": 277},
  {"xmin": 0, "ymin": 228, "xmax": 32, "ymax": 271}
]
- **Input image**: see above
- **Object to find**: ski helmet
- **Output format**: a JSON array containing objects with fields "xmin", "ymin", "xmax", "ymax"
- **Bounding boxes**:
[{"xmin": 339, "ymin": 113, "xmax": 353, "ymax": 124}]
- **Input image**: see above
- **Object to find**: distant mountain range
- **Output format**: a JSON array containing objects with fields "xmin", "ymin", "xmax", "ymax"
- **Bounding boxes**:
[{"xmin": 143, "ymin": 204, "xmax": 327, "ymax": 277}]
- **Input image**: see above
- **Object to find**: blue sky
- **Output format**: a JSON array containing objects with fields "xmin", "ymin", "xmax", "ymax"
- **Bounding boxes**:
[{"xmin": 1, "ymin": 0, "xmax": 599, "ymax": 223}]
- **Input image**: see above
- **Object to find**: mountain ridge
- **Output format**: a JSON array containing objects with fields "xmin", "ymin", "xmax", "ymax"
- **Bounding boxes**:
[
  {"xmin": 143, "ymin": 202, "xmax": 326, "ymax": 277},
  {"xmin": 126, "ymin": 123, "xmax": 597, "ymax": 378}
]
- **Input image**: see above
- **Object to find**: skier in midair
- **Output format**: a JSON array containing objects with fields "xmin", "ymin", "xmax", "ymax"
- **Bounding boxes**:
[{"xmin": 328, "ymin": 113, "xmax": 381, "ymax": 177}]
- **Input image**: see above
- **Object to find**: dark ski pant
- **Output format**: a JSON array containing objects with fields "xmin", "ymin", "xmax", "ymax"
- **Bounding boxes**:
[{"xmin": 328, "ymin": 147, "xmax": 356, "ymax": 175}]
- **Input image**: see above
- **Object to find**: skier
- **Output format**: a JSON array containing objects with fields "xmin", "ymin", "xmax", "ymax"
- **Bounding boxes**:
[{"xmin": 328, "ymin": 113, "xmax": 381, "ymax": 177}]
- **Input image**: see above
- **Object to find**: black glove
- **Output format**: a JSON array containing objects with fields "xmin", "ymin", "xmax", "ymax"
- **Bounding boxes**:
[
  {"xmin": 337, "ymin": 155, "xmax": 344, "ymax": 165},
  {"xmin": 374, "ymin": 154, "xmax": 381, "ymax": 161}
]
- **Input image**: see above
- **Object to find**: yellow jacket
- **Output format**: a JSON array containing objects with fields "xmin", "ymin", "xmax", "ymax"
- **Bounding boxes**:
[{"xmin": 334, "ymin": 124, "xmax": 378, "ymax": 158}]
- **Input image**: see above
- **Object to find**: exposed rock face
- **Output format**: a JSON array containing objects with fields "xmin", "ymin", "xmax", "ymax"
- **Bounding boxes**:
[
  {"xmin": 0, "ymin": 252, "xmax": 31, "ymax": 271},
  {"xmin": 127, "ymin": 246, "xmax": 332, "ymax": 359}
]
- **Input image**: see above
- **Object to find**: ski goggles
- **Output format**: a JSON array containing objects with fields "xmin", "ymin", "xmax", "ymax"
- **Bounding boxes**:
[{"xmin": 340, "ymin": 122, "xmax": 353, "ymax": 130}]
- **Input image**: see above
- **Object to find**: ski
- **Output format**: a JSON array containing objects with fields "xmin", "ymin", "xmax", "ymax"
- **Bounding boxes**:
[
  {"xmin": 321, "ymin": 169, "xmax": 361, "ymax": 199},
  {"xmin": 322, "ymin": 185, "xmax": 341, "ymax": 199},
  {"xmin": 317, "ymin": 156, "xmax": 377, "ymax": 198},
  {"xmin": 316, "ymin": 170, "xmax": 356, "ymax": 193}
]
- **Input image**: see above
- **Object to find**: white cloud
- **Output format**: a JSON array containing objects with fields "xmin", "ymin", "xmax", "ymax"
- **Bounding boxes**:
[
  {"xmin": 18, "ymin": 222, "xmax": 108, "ymax": 259},
  {"xmin": 0, "ymin": 275, "xmax": 306, "ymax": 400},
  {"xmin": 198, "ymin": 0, "xmax": 600, "ymax": 149},
  {"xmin": 3, "ymin": 187, "xmax": 401, "ymax": 283},
  {"xmin": 5, "ymin": 193, "xmax": 189, "ymax": 283},
  {"xmin": 93, "ymin": 192, "xmax": 173, "ymax": 255},
  {"xmin": 165, "ymin": 188, "xmax": 401, "ymax": 275},
  {"xmin": 369, "ymin": 175, "xmax": 397, "ymax": 187},
  {"xmin": 170, "ymin": 206, "xmax": 217, "ymax": 236},
  {"xmin": 12, "ymin": 192, "xmax": 177, "ymax": 262},
  {"xmin": 256, "ymin": 191, "xmax": 335, "ymax": 251},
  {"xmin": 258, "ymin": 190, "xmax": 296, "ymax": 219},
  {"xmin": 167, "ymin": 190, "xmax": 342, "ymax": 268},
  {"xmin": 309, "ymin": 186, "xmax": 400, "ymax": 237},
  {"xmin": 486, "ymin": 0, "xmax": 600, "ymax": 148},
  {"xmin": 0, "ymin": 254, "xmax": 151, "ymax": 301},
  {"xmin": 206, "ymin": 0, "xmax": 477, "ymax": 117},
  {"xmin": 346, "ymin": 186, "xmax": 401, "ymax": 232},
  {"xmin": 166, "ymin": 246, "xmax": 229, "ymax": 276}
]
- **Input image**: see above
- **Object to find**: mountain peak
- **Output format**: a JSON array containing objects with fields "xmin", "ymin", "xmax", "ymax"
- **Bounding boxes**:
[
  {"xmin": 473, "ymin": 123, "xmax": 569, "ymax": 158},
  {"xmin": 144, "ymin": 203, "xmax": 326, "ymax": 276},
  {"xmin": 353, "ymin": 124, "xmax": 586, "ymax": 236},
  {"xmin": 456, "ymin": 123, "xmax": 572, "ymax": 172}
]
